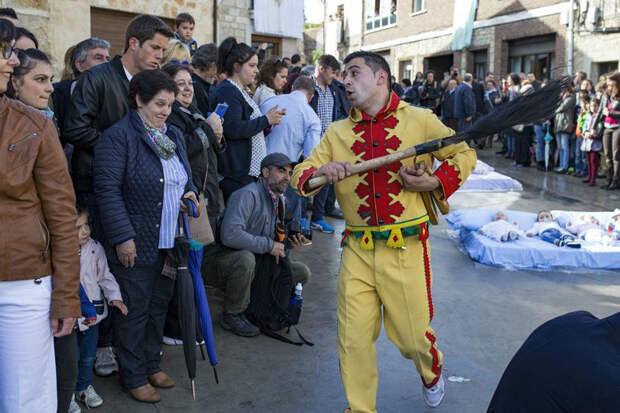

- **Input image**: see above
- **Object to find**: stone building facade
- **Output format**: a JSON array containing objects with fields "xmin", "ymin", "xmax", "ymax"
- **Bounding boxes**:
[
  {"xmin": 3, "ymin": 0, "xmax": 303, "ymax": 76},
  {"xmin": 323, "ymin": 0, "xmax": 620, "ymax": 83}
]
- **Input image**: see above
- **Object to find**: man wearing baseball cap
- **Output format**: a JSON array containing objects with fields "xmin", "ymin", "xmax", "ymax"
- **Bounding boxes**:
[{"xmin": 211, "ymin": 153, "xmax": 311, "ymax": 337}]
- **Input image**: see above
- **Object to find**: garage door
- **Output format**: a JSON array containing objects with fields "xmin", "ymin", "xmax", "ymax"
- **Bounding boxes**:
[{"xmin": 91, "ymin": 7, "xmax": 174, "ymax": 56}]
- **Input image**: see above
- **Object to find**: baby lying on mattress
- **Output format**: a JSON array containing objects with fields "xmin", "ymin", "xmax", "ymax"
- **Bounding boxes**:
[
  {"xmin": 478, "ymin": 211, "xmax": 524, "ymax": 242},
  {"xmin": 526, "ymin": 210, "xmax": 581, "ymax": 248}
]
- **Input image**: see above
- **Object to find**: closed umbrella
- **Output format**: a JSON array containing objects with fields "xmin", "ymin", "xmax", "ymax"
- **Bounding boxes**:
[
  {"xmin": 543, "ymin": 123, "xmax": 554, "ymax": 171},
  {"xmin": 181, "ymin": 211, "xmax": 219, "ymax": 385},
  {"xmin": 170, "ymin": 215, "xmax": 198, "ymax": 399}
]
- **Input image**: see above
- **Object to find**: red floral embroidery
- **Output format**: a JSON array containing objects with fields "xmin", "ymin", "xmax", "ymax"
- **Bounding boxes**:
[
  {"xmin": 433, "ymin": 158, "xmax": 461, "ymax": 200},
  {"xmin": 351, "ymin": 94, "xmax": 404, "ymax": 226},
  {"xmin": 297, "ymin": 167, "xmax": 317, "ymax": 195}
]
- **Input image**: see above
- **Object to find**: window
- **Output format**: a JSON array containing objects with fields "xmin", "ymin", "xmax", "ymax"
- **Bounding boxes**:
[
  {"xmin": 365, "ymin": 0, "xmax": 397, "ymax": 31},
  {"xmin": 473, "ymin": 50, "xmax": 487, "ymax": 81},
  {"xmin": 400, "ymin": 60, "xmax": 412, "ymax": 81},
  {"xmin": 508, "ymin": 35, "xmax": 555, "ymax": 81},
  {"xmin": 595, "ymin": 61, "xmax": 618, "ymax": 79},
  {"xmin": 412, "ymin": 0, "xmax": 426, "ymax": 13}
]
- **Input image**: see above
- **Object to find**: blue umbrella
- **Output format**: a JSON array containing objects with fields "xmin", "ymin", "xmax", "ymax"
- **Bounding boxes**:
[{"xmin": 181, "ymin": 206, "xmax": 219, "ymax": 386}]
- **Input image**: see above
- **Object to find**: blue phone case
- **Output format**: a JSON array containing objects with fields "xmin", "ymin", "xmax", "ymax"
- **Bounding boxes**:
[{"xmin": 215, "ymin": 103, "xmax": 229, "ymax": 118}]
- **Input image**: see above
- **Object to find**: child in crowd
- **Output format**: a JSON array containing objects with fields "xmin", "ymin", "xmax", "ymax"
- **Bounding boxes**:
[
  {"xmin": 580, "ymin": 98, "xmax": 603, "ymax": 186},
  {"xmin": 70, "ymin": 211, "xmax": 127, "ymax": 411},
  {"xmin": 526, "ymin": 210, "xmax": 581, "ymax": 248},
  {"xmin": 574, "ymin": 94, "xmax": 590, "ymax": 177},
  {"xmin": 174, "ymin": 12, "xmax": 198, "ymax": 55},
  {"xmin": 478, "ymin": 211, "xmax": 523, "ymax": 242}
]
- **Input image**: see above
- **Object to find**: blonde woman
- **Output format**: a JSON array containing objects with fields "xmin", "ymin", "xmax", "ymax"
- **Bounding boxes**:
[{"xmin": 161, "ymin": 38, "xmax": 190, "ymax": 66}]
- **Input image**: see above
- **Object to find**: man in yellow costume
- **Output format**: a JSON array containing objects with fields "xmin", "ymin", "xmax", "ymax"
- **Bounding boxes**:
[{"xmin": 291, "ymin": 51, "xmax": 476, "ymax": 412}]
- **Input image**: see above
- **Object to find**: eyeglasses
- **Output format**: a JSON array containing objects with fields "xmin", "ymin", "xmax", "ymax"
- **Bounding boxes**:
[
  {"xmin": 171, "ymin": 58, "xmax": 190, "ymax": 65},
  {"xmin": 1, "ymin": 43, "xmax": 16, "ymax": 59}
]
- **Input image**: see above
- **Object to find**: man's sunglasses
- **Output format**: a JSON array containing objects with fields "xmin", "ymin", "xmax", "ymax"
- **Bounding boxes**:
[
  {"xmin": 171, "ymin": 58, "xmax": 189, "ymax": 65},
  {"xmin": 2, "ymin": 44, "xmax": 16, "ymax": 59}
]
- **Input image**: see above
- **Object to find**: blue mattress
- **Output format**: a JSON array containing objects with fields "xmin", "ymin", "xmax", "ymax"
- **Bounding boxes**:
[{"xmin": 446, "ymin": 209, "xmax": 620, "ymax": 270}]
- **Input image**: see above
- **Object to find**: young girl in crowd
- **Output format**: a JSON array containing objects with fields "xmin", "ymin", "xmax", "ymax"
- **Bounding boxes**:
[
  {"xmin": 526, "ymin": 210, "xmax": 581, "ymax": 248},
  {"xmin": 581, "ymin": 98, "xmax": 603, "ymax": 186},
  {"xmin": 71, "ymin": 210, "xmax": 127, "ymax": 411},
  {"xmin": 253, "ymin": 57, "xmax": 288, "ymax": 105},
  {"xmin": 478, "ymin": 211, "xmax": 523, "ymax": 242}
]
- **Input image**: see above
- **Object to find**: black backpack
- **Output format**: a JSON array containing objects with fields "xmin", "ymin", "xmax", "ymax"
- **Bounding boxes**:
[{"xmin": 245, "ymin": 254, "xmax": 312, "ymax": 346}]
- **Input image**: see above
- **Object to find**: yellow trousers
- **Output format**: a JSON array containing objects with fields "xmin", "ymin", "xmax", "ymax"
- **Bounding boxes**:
[{"xmin": 338, "ymin": 228, "xmax": 443, "ymax": 413}]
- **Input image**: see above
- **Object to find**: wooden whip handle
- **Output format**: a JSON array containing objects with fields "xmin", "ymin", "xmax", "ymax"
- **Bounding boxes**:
[{"xmin": 306, "ymin": 146, "xmax": 419, "ymax": 190}]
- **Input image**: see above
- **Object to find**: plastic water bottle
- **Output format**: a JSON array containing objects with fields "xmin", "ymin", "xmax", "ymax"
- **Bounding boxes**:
[{"xmin": 290, "ymin": 282, "xmax": 303, "ymax": 306}]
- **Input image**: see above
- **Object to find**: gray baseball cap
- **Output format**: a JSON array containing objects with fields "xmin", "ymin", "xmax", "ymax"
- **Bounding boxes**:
[{"xmin": 260, "ymin": 153, "xmax": 294, "ymax": 170}]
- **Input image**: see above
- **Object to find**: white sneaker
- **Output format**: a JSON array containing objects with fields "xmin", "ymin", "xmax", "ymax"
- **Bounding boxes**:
[
  {"xmin": 94, "ymin": 346, "xmax": 118, "ymax": 376},
  {"xmin": 68, "ymin": 394, "xmax": 81, "ymax": 413},
  {"xmin": 76, "ymin": 385, "xmax": 104, "ymax": 408},
  {"xmin": 423, "ymin": 374, "xmax": 445, "ymax": 408},
  {"xmin": 162, "ymin": 336, "xmax": 183, "ymax": 345}
]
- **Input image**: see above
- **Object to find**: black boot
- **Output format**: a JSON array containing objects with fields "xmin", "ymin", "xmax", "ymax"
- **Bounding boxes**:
[
  {"xmin": 220, "ymin": 312, "xmax": 260, "ymax": 337},
  {"xmin": 606, "ymin": 181, "xmax": 619, "ymax": 190},
  {"xmin": 536, "ymin": 162, "xmax": 546, "ymax": 171}
]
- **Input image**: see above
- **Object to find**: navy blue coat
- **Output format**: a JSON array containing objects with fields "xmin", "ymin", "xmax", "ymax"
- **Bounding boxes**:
[
  {"xmin": 209, "ymin": 80, "xmax": 270, "ymax": 180},
  {"xmin": 94, "ymin": 110, "xmax": 197, "ymax": 267},
  {"xmin": 453, "ymin": 83, "xmax": 476, "ymax": 120}
]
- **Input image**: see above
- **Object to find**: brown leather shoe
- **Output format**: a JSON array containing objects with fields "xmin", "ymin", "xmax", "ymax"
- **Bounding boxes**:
[
  {"xmin": 148, "ymin": 371, "xmax": 175, "ymax": 388},
  {"xmin": 129, "ymin": 384, "xmax": 161, "ymax": 403}
]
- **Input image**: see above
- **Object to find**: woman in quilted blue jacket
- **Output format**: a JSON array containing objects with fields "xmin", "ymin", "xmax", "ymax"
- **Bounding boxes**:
[{"xmin": 94, "ymin": 69, "xmax": 197, "ymax": 404}]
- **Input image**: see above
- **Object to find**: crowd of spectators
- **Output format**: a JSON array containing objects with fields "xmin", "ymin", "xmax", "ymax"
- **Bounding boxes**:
[
  {"xmin": 1, "ymin": 4, "xmax": 618, "ymax": 413},
  {"xmin": 396, "ymin": 67, "xmax": 620, "ymax": 190}
]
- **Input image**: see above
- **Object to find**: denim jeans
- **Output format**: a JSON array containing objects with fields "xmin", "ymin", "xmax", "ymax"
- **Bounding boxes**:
[
  {"xmin": 557, "ymin": 132, "xmax": 571, "ymax": 170},
  {"xmin": 534, "ymin": 124, "xmax": 545, "ymax": 162},
  {"xmin": 76, "ymin": 324, "xmax": 99, "ymax": 391},
  {"xmin": 507, "ymin": 135, "xmax": 516, "ymax": 157},
  {"xmin": 575, "ymin": 145, "xmax": 587, "ymax": 174},
  {"xmin": 311, "ymin": 184, "xmax": 330, "ymax": 222},
  {"xmin": 540, "ymin": 228, "xmax": 575, "ymax": 245}
]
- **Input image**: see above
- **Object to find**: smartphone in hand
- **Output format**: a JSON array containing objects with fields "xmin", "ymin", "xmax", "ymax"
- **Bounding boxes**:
[{"xmin": 215, "ymin": 102, "xmax": 229, "ymax": 118}]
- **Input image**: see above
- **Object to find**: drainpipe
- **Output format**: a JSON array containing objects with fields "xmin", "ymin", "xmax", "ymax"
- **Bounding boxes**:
[
  {"xmin": 567, "ymin": 0, "xmax": 574, "ymax": 76},
  {"xmin": 213, "ymin": 0, "xmax": 218, "ymax": 43}
]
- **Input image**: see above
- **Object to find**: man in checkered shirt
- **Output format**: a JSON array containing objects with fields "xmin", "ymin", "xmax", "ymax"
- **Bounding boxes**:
[{"xmin": 308, "ymin": 54, "xmax": 349, "ymax": 234}]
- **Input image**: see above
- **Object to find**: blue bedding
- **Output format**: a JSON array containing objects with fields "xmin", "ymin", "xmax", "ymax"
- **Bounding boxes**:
[{"xmin": 446, "ymin": 209, "xmax": 620, "ymax": 270}]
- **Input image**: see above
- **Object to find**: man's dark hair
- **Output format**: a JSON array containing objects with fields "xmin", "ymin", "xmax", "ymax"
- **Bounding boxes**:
[
  {"xmin": 401, "ymin": 78, "xmax": 411, "ymax": 87},
  {"xmin": 576, "ymin": 71, "xmax": 587, "ymax": 79},
  {"xmin": 317, "ymin": 54, "xmax": 340, "ymax": 72},
  {"xmin": 124, "ymin": 14, "xmax": 174, "ymax": 53},
  {"xmin": 191, "ymin": 43, "xmax": 218, "ymax": 71},
  {"xmin": 175, "ymin": 12, "xmax": 195, "ymax": 27},
  {"xmin": 509, "ymin": 72, "xmax": 521, "ymax": 86},
  {"xmin": 343, "ymin": 50, "xmax": 392, "ymax": 92},
  {"xmin": 0, "ymin": 8, "xmax": 17, "ymax": 20},
  {"xmin": 128, "ymin": 69, "xmax": 177, "ymax": 109},
  {"xmin": 291, "ymin": 53, "xmax": 301, "ymax": 64},
  {"xmin": 16, "ymin": 27, "xmax": 38, "ymax": 49},
  {"xmin": 486, "ymin": 79, "xmax": 496, "ymax": 87},
  {"xmin": 217, "ymin": 36, "xmax": 256, "ymax": 76},
  {"xmin": 292, "ymin": 75, "xmax": 314, "ymax": 95},
  {"xmin": 0, "ymin": 18, "xmax": 16, "ymax": 44},
  {"xmin": 71, "ymin": 37, "xmax": 110, "ymax": 76}
]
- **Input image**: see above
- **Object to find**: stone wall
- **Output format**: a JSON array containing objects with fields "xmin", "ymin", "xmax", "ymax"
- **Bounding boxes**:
[
  {"xmin": 6, "ymin": 0, "xmax": 215, "ymax": 76},
  {"xmin": 217, "ymin": 0, "xmax": 251, "ymax": 44}
]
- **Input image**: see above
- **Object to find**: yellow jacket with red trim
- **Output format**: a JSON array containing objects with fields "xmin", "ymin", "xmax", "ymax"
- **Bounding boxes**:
[{"xmin": 291, "ymin": 93, "xmax": 477, "ymax": 249}]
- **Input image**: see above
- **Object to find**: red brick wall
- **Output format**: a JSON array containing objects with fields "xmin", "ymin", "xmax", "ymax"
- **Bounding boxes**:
[{"xmin": 492, "ymin": 14, "xmax": 566, "ymax": 78}]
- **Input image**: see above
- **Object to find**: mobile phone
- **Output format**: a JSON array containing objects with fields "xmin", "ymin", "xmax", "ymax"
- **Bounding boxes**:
[{"xmin": 215, "ymin": 102, "xmax": 229, "ymax": 118}]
